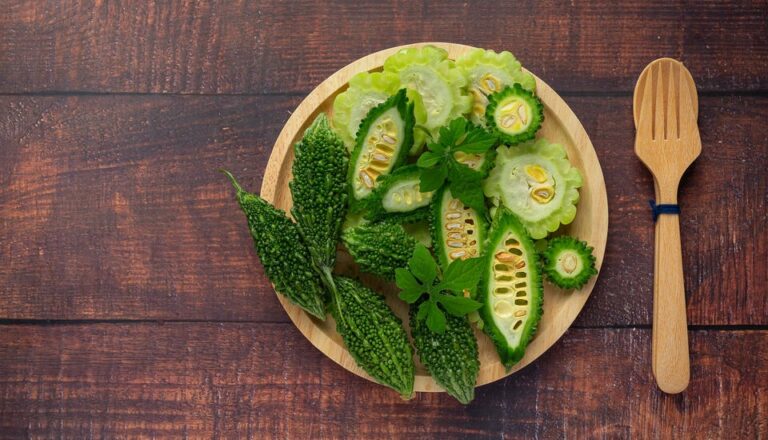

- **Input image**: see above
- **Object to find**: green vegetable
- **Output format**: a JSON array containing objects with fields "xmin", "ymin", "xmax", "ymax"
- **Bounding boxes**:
[
  {"xmin": 542, "ymin": 236, "xmax": 597, "ymax": 289},
  {"xmin": 456, "ymin": 48, "xmax": 536, "ymax": 127},
  {"xmin": 332, "ymin": 71, "xmax": 401, "ymax": 149},
  {"xmin": 410, "ymin": 302, "xmax": 479, "ymax": 404},
  {"xmin": 348, "ymin": 89, "xmax": 415, "ymax": 210},
  {"xmin": 403, "ymin": 220, "xmax": 432, "ymax": 248},
  {"xmin": 453, "ymin": 147, "xmax": 496, "ymax": 177},
  {"xmin": 486, "ymin": 84, "xmax": 543, "ymax": 146},
  {"xmin": 431, "ymin": 186, "xmax": 487, "ymax": 271},
  {"xmin": 331, "ymin": 276, "xmax": 415, "ymax": 399},
  {"xmin": 342, "ymin": 221, "xmax": 418, "ymax": 281},
  {"xmin": 290, "ymin": 114, "xmax": 349, "ymax": 272},
  {"xmin": 222, "ymin": 170, "xmax": 326, "ymax": 320},
  {"xmin": 364, "ymin": 165, "xmax": 435, "ymax": 222},
  {"xmin": 383, "ymin": 46, "xmax": 471, "ymax": 152},
  {"xmin": 479, "ymin": 209, "xmax": 543, "ymax": 368},
  {"xmin": 417, "ymin": 117, "xmax": 497, "ymax": 213},
  {"xmin": 395, "ymin": 244, "xmax": 483, "ymax": 334},
  {"xmin": 484, "ymin": 139, "xmax": 583, "ymax": 239}
]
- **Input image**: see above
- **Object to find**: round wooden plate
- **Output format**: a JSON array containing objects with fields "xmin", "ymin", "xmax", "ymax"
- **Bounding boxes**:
[{"xmin": 260, "ymin": 43, "xmax": 608, "ymax": 392}]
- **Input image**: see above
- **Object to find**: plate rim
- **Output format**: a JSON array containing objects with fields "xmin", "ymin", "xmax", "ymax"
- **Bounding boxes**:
[{"xmin": 260, "ymin": 42, "xmax": 609, "ymax": 392}]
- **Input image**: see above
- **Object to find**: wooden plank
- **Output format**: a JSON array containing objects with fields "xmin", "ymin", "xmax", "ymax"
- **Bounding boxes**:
[
  {"xmin": 0, "ymin": 1, "xmax": 766, "ymax": 94},
  {"xmin": 0, "ymin": 324, "xmax": 764, "ymax": 439},
  {"xmin": 0, "ymin": 95, "xmax": 765, "ymax": 324}
]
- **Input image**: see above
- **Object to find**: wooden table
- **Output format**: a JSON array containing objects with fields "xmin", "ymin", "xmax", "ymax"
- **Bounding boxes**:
[{"xmin": 0, "ymin": 2, "xmax": 765, "ymax": 438}]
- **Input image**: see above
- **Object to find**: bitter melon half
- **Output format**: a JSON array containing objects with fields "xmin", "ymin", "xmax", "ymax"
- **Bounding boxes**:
[
  {"xmin": 348, "ymin": 89, "xmax": 414, "ymax": 209},
  {"xmin": 431, "ymin": 187, "xmax": 487, "ymax": 271},
  {"xmin": 479, "ymin": 208, "xmax": 543, "ymax": 368},
  {"xmin": 364, "ymin": 165, "xmax": 434, "ymax": 223}
]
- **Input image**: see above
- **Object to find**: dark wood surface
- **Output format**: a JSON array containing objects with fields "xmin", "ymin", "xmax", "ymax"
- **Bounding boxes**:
[{"xmin": 0, "ymin": 1, "xmax": 765, "ymax": 438}]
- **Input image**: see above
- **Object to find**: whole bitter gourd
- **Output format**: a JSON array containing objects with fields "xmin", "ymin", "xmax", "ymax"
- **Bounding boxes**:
[
  {"xmin": 410, "ymin": 303, "xmax": 479, "ymax": 404},
  {"xmin": 222, "ymin": 170, "xmax": 326, "ymax": 320},
  {"xmin": 331, "ymin": 276, "xmax": 415, "ymax": 399},
  {"xmin": 342, "ymin": 221, "xmax": 418, "ymax": 281},
  {"xmin": 290, "ymin": 113, "xmax": 349, "ymax": 274}
]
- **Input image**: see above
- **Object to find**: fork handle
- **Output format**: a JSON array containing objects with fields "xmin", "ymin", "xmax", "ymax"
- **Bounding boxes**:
[{"xmin": 652, "ymin": 212, "xmax": 690, "ymax": 394}]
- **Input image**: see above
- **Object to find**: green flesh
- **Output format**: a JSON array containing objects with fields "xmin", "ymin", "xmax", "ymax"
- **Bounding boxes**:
[
  {"xmin": 348, "ymin": 89, "xmax": 414, "ymax": 209},
  {"xmin": 543, "ymin": 236, "xmax": 597, "ymax": 289},
  {"xmin": 486, "ymin": 84, "xmax": 543, "ymax": 146},
  {"xmin": 479, "ymin": 209, "xmax": 543, "ymax": 368},
  {"xmin": 365, "ymin": 165, "xmax": 434, "ymax": 222},
  {"xmin": 431, "ymin": 187, "xmax": 487, "ymax": 271}
]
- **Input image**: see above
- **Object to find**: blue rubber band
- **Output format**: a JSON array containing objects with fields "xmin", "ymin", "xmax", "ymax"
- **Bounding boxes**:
[{"xmin": 649, "ymin": 200, "xmax": 680, "ymax": 222}]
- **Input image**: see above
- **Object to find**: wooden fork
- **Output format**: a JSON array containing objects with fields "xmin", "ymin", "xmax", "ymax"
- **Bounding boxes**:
[{"xmin": 635, "ymin": 59, "xmax": 701, "ymax": 394}]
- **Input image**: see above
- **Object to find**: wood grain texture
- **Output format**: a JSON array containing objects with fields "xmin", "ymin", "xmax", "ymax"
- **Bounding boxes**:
[
  {"xmin": 1, "ymin": 0, "xmax": 766, "ymax": 94},
  {"xmin": 1, "ymin": 95, "xmax": 765, "ymax": 325},
  {"xmin": 0, "ymin": 323, "xmax": 764, "ymax": 439}
]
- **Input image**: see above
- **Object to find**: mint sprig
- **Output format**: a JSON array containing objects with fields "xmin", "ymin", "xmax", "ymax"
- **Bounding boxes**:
[
  {"xmin": 395, "ymin": 243, "xmax": 483, "ymax": 333},
  {"xmin": 416, "ymin": 118, "xmax": 496, "ymax": 213}
]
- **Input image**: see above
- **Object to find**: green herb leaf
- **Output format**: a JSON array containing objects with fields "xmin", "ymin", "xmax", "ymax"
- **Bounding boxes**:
[
  {"xmin": 439, "ymin": 257, "xmax": 484, "ymax": 293},
  {"xmin": 449, "ymin": 178, "xmax": 486, "ymax": 214},
  {"xmin": 408, "ymin": 243, "xmax": 437, "ymax": 285},
  {"xmin": 396, "ymin": 268, "xmax": 426, "ymax": 304},
  {"xmin": 417, "ymin": 151, "xmax": 443, "ymax": 168},
  {"xmin": 455, "ymin": 126, "xmax": 497, "ymax": 154},
  {"xmin": 419, "ymin": 162, "xmax": 448, "ymax": 192},
  {"xmin": 426, "ymin": 300, "xmax": 447, "ymax": 333},
  {"xmin": 437, "ymin": 294, "xmax": 483, "ymax": 317},
  {"xmin": 416, "ymin": 300, "xmax": 431, "ymax": 320}
]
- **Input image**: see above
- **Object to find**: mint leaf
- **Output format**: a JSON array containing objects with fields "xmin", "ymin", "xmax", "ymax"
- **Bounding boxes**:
[
  {"xmin": 396, "ymin": 268, "xmax": 426, "ymax": 304},
  {"xmin": 408, "ymin": 244, "xmax": 437, "ymax": 285},
  {"xmin": 449, "ymin": 178, "xmax": 486, "ymax": 214},
  {"xmin": 426, "ymin": 300, "xmax": 447, "ymax": 333},
  {"xmin": 439, "ymin": 256, "xmax": 484, "ymax": 293},
  {"xmin": 417, "ymin": 151, "xmax": 443, "ymax": 168},
  {"xmin": 456, "ymin": 125, "xmax": 497, "ymax": 154},
  {"xmin": 438, "ymin": 294, "xmax": 482, "ymax": 317},
  {"xmin": 419, "ymin": 162, "xmax": 447, "ymax": 192},
  {"xmin": 416, "ymin": 300, "xmax": 430, "ymax": 320}
]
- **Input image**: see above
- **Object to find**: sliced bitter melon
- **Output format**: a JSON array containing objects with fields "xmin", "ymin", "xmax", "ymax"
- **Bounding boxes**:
[
  {"xmin": 486, "ymin": 84, "xmax": 543, "ymax": 145},
  {"xmin": 348, "ymin": 89, "xmax": 415, "ymax": 209},
  {"xmin": 456, "ymin": 48, "xmax": 536, "ymax": 127},
  {"xmin": 332, "ymin": 71, "xmax": 401, "ymax": 149},
  {"xmin": 364, "ymin": 165, "xmax": 434, "ymax": 222},
  {"xmin": 542, "ymin": 236, "xmax": 597, "ymax": 289},
  {"xmin": 383, "ymin": 46, "xmax": 471, "ymax": 151},
  {"xmin": 431, "ymin": 186, "xmax": 487, "ymax": 271},
  {"xmin": 484, "ymin": 139, "xmax": 583, "ymax": 239},
  {"xmin": 479, "ymin": 208, "xmax": 543, "ymax": 369},
  {"xmin": 453, "ymin": 147, "xmax": 497, "ymax": 177}
]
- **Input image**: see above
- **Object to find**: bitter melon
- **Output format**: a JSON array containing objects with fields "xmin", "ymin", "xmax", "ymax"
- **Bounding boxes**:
[
  {"xmin": 486, "ymin": 84, "xmax": 543, "ymax": 146},
  {"xmin": 542, "ymin": 236, "xmax": 597, "ymax": 289},
  {"xmin": 348, "ymin": 89, "xmax": 414, "ymax": 209},
  {"xmin": 364, "ymin": 165, "xmax": 434, "ymax": 223},
  {"xmin": 484, "ymin": 139, "xmax": 583, "ymax": 239},
  {"xmin": 479, "ymin": 208, "xmax": 543, "ymax": 368},
  {"xmin": 431, "ymin": 186, "xmax": 487, "ymax": 271},
  {"xmin": 332, "ymin": 71, "xmax": 401, "ymax": 149}
]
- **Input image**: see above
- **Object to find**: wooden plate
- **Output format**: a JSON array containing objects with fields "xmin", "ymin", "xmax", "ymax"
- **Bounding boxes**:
[{"xmin": 260, "ymin": 43, "xmax": 608, "ymax": 392}]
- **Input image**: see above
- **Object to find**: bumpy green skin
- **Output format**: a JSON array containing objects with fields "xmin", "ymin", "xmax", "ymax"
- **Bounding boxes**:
[
  {"xmin": 431, "ymin": 186, "xmax": 488, "ymax": 271},
  {"xmin": 331, "ymin": 276, "xmax": 415, "ymax": 399},
  {"xmin": 289, "ymin": 114, "xmax": 349, "ymax": 272},
  {"xmin": 486, "ymin": 84, "xmax": 544, "ymax": 146},
  {"xmin": 342, "ymin": 221, "xmax": 418, "ymax": 281},
  {"xmin": 410, "ymin": 303, "xmax": 479, "ymax": 404},
  {"xmin": 223, "ymin": 171, "xmax": 326, "ymax": 320},
  {"xmin": 479, "ymin": 209, "xmax": 543, "ymax": 369},
  {"xmin": 348, "ymin": 89, "xmax": 415, "ymax": 210},
  {"xmin": 542, "ymin": 236, "xmax": 597, "ymax": 289},
  {"xmin": 364, "ymin": 165, "xmax": 433, "ymax": 222}
]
